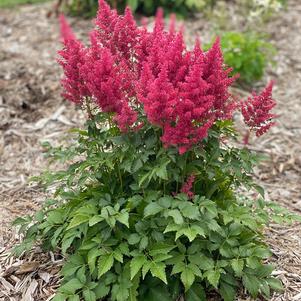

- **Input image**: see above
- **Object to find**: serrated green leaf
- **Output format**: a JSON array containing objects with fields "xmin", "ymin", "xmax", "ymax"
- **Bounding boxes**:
[
  {"xmin": 83, "ymin": 289, "xmax": 96, "ymax": 301},
  {"xmin": 61, "ymin": 262, "xmax": 81, "ymax": 278},
  {"xmin": 129, "ymin": 273, "xmax": 140, "ymax": 301},
  {"xmin": 204, "ymin": 270, "xmax": 220, "ymax": 288},
  {"xmin": 260, "ymin": 281, "xmax": 271, "ymax": 298},
  {"xmin": 128, "ymin": 233, "xmax": 141, "ymax": 245},
  {"xmin": 130, "ymin": 256, "xmax": 147, "ymax": 280},
  {"xmin": 188, "ymin": 264, "xmax": 202, "ymax": 278},
  {"xmin": 144, "ymin": 203, "xmax": 163, "ymax": 217},
  {"xmin": 94, "ymin": 282, "xmax": 110, "ymax": 299},
  {"xmin": 76, "ymin": 266, "xmax": 86, "ymax": 284},
  {"xmin": 68, "ymin": 295, "xmax": 80, "ymax": 301},
  {"xmin": 171, "ymin": 261, "xmax": 186, "ymax": 275},
  {"xmin": 117, "ymin": 211, "xmax": 129, "ymax": 228},
  {"xmin": 181, "ymin": 267, "xmax": 195, "ymax": 291},
  {"xmin": 62, "ymin": 235, "xmax": 77, "ymax": 254},
  {"xmin": 206, "ymin": 219, "xmax": 221, "ymax": 232},
  {"xmin": 257, "ymin": 264, "xmax": 274, "ymax": 278},
  {"xmin": 220, "ymin": 245, "xmax": 233, "ymax": 258},
  {"xmin": 113, "ymin": 249, "xmax": 123, "ymax": 263},
  {"xmin": 98, "ymin": 254, "xmax": 114, "ymax": 277},
  {"xmin": 142, "ymin": 261, "xmax": 152, "ymax": 279},
  {"xmin": 181, "ymin": 203, "xmax": 199, "ymax": 219},
  {"xmin": 149, "ymin": 243, "xmax": 176, "ymax": 256},
  {"xmin": 189, "ymin": 255, "xmax": 214, "ymax": 271},
  {"xmin": 139, "ymin": 236, "xmax": 148, "ymax": 250},
  {"xmin": 48, "ymin": 211, "xmax": 64, "ymax": 224},
  {"xmin": 155, "ymin": 161, "xmax": 169, "ymax": 180},
  {"xmin": 220, "ymin": 282, "xmax": 236, "ymax": 301},
  {"xmin": 67, "ymin": 215, "xmax": 89, "ymax": 230},
  {"xmin": 246, "ymin": 256, "xmax": 261, "ymax": 269},
  {"xmin": 176, "ymin": 227, "xmax": 196, "ymax": 242},
  {"xmin": 231, "ymin": 259, "xmax": 244, "ymax": 276},
  {"xmin": 253, "ymin": 247, "xmax": 272, "ymax": 259},
  {"xmin": 87, "ymin": 248, "xmax": 103, "ymax": 272},
  {"xmin": 191, "ymin": 225, "xmax": 206, "ymax": 237},
  {"xmin": 89, "ymin": 215, "xmax": 104, "ymax": 226},
  {"xmin": 150, "ymin": 262, "xmax": 167, "ymax": 284},
  {"xmin": 52, "ymin": 293, "xmax": 67, "ymax": 301},
  {"xmin": 167, "ymin": 209, "xmax": 184, "ymax": 224},
  {"xmin": 158, "ymin": 196, "xmax": 173, "ymax": 208},
  {"xmin": 111, "ymin": 281, "xmax": 130, "ymax": 301},
  {"xmin": 153, "ymin": 254, "xmax": 172, "ymax": 262},
  {"xmin": 242, "ymin": 274, "xmax": 260, "ymax": 298},
  {"xmin": 164, "ymin": 223, "xmax": 180, "ymax": 233},
  {"xmin": 59, "ymin": 278, "xmax": 83, "ymax": 294},
  {"xmin": 267, "ymin": 277, "xmax": 283, "ymax": 291}
]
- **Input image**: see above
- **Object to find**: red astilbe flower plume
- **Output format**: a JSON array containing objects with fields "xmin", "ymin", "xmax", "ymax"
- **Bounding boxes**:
[
  {"xmin": 79, "ymin": 43, "xmax": 137, "ymax": 131},
  {"xmin": 58, "ymin": 15, "xmax": 89, "ymax": 104},
  {"xmin": 57, "ymin": 1, "xmax": 277, "ymax": 151},
  {"xmin": 202, "ymin": 38, "xmax": 238, "ymax": 119},
  {"xmin": 59, "ymin": 14, "xmax": 76, "ymax": 42},
  {"xmin": 95, "ymin": 0, "xmax": 139, "ymax": 64},
  {"xmin": 137, "ymin": 20, "xmax": 236, "ymax": 153},
  {"xmin": 180, "ymin": 175, "xmax": 196, "ymax": 199},
  {"xmin": 241, "ymin": 81, "xmax": 276, "ymax": 136}
]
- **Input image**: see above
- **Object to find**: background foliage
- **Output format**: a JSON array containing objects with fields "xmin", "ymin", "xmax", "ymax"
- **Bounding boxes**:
[
  {"xmin": 65, "ymin": 0, "xmax": 211, "ymax": 17},
  {"xmin": 206, "ymin": 32, "xmax": 276, "ymax": 85}
]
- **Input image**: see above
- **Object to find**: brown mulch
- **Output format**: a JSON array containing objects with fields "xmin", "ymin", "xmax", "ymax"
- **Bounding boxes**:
[{"xmin": 0, "ymin": 1, "xmax": 300, "ymax": 300}]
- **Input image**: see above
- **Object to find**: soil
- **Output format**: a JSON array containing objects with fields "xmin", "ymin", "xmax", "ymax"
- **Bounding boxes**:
[{"xmin": 0, "ymin": 1, "xmax": 300, "ymax": 300}]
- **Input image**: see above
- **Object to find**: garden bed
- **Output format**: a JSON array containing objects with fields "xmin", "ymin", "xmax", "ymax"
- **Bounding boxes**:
[{"xmin": 0, "ymin": 1, "xmax": 300, "ymax": 300}]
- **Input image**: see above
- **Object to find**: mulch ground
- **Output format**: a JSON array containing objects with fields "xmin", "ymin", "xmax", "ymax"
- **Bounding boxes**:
[{"xmin": 0, "ymin": 1, "xmax": 300, "ymax": 300}]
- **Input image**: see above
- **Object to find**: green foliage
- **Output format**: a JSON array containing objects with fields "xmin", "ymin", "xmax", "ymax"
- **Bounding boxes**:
[
  {"xmin": 63, "ymin": 0, "xmax": 214, "ymax": 18},
  {"xmin": 65, "ymin": 0, "xmax": 98, "ymax": 18},
  {"xmin": 14, "ymin": 115, "xmax": 299, "ymax": 300},
  {"xmin": 239, "ymin": 0, "xmax": 287, "ymax": 22},
  {"xmin": 206, "ymin": 32, "xmax": 276, "ymax": 85}
]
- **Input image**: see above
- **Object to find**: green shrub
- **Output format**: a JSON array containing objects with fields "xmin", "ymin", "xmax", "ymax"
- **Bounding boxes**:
[
  {"xmin": 206, "ymin": 32, "xmax": 276, "ymax": 85},
  {"xmin": 63, "ymin": 0, "xmax": 213, "ymax": 17},
  {"xmin": 14, "ymin": 118, "xmax": 299, "ymax": 301},
  {"xmin": 241, "ymin": 0, "xmax": 286, "ymax": 21},
  {"xmin": 66, "ymin": 0, "xmax": 98, "ymax": 18}
]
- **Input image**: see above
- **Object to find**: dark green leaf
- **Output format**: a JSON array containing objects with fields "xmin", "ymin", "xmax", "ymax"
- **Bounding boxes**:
[
  {"xmin": 185, "ymin": 283, "xmax": 206, "ymax": 301},
  {"xmin": 98, "ymin": 254, "xmax": 114, "ymax": 277},
  {"xmin": 219, "ymin": 282, "xmax": 236, "ymax": 301},
  {"xmin": 59, "ymin": 278, "xmax": 83, "ymax": 294},
  {"xmin": 83, "ymin": 289, "xmax": 96, "ymax": 301},
  {"xmin": 144, "ymin": 203, "xmax": 163, "ymax": 217},
  {"xmin": 181, "ymin": 267, "xmax": 195, "ymax": 291}
]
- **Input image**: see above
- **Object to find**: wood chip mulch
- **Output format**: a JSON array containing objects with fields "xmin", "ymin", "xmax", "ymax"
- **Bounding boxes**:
[{"xmin": 0, "ymin": 1, "xmax": 300, "ymax": 300}]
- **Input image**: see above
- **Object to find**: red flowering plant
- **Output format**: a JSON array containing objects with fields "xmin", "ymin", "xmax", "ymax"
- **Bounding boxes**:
[{"xmin": 14, "ymin": 1, "xmax": 299, "ymax": 301}]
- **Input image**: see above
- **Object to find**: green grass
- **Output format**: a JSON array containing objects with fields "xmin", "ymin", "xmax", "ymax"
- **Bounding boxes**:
[{"xmin": 0, "ymin": 0, "xmax": 50, "ymax": 8}]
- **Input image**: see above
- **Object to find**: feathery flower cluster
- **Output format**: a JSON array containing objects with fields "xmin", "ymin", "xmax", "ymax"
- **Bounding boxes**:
[
  {"xmin": 241, "ymin": 81, "xmax": 276, "ymax": 136},
  {"xmin": 180, "ymin": 175, "xmax": 196, "ymax": 199},
  {"xmin": 58, "ymin": 15, "xmax": 89, "ymax": 104},
  {"xmin": 58, "ymin": 0, "xmax": 276, "ymax": 153}
]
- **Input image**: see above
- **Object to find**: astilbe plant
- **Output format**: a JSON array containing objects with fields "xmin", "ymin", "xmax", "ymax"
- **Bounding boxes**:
[{"xmin": 13, "ymin": 1, "xmax": 299, "ymax": 301}]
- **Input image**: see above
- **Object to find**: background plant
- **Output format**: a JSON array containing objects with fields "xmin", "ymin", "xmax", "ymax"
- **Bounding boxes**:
[
  {"xmin": 60, "ymin": 0, "xmax": 213, "ymax": 17},
  {"xmin": 13, "ymin": 1, "xmax": 299, "ymax": 301},
  {"xmin": 240, "ymin": 0, "xmax": 287, "ymax": 22},
  {"xmin": 205, "ymin": 31, "xmax": 276, "ymax": 85}
]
